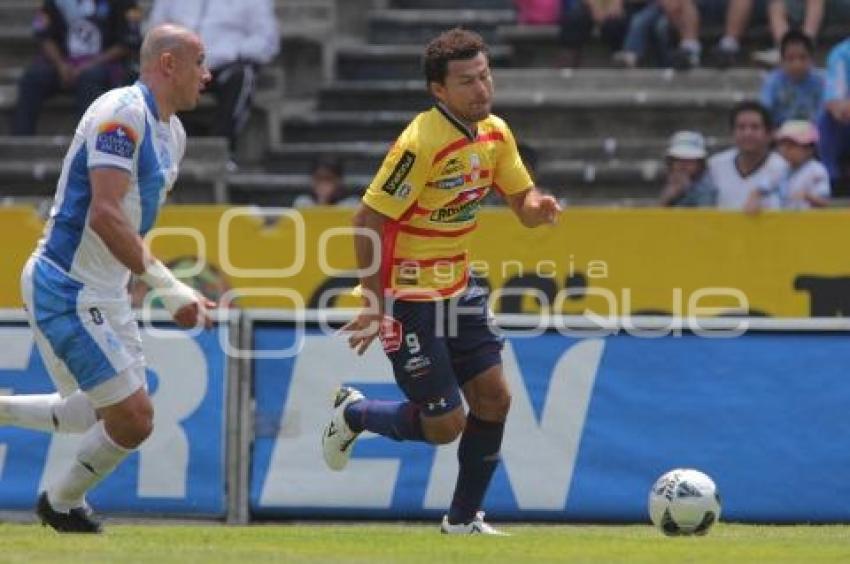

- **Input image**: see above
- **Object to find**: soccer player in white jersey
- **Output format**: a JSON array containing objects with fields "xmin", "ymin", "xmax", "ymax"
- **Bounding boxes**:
[{"xmin": 1, "ymin": 24, "xmax": 213, "ymax": 533}]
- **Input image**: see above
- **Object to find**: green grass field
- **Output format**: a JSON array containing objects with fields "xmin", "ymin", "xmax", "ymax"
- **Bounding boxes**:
[{"xmin": 2, "ymin": 522, "xmax": 849, "ymax": 563}]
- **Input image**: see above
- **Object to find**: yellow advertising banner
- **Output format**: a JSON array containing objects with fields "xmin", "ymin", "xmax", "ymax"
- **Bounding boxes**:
[{"xmin": 2, "ymin": 205, "xmax": 849, "ymax": 317}]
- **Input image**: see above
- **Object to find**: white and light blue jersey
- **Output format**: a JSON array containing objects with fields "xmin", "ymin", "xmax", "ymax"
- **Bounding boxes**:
[
  {"xmin": 35, "ymin": 81, "xmax": 185, "ymax": 292},
  {"xmin": 824, "ymin": 38, "xmax": 850, "ymax": 103}
]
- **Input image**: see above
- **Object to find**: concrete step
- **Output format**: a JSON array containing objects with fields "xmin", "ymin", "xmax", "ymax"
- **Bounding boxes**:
[
  {"xmin": 498, "ymin": 22, "xmax": 847, "ymax": 68},
  {"xmin": 263, "ymin": 139, "xmax": 731, "ymax": 204},
  {"xmin": 226, "ymin": 163, "xmax": 668, "ymax": 206},
  {"xmin": 266, "ymin": 133, "xmax": 732, "ymax": 176},
  {"xmin": 367, "ymin": 9, "xmax": 516, "ymax": 45},
  {"xmin": 281, "ymin": 111, "xmax": 412, "ymax": 143},
  {"xmin": 0, "ymin": 79, "xmax": 279, "ymax": 162},
  {"xmin": 0, "ymin": 135, "xmax": 231, "ymax": 202},
  {"xmin": 317, "ymin": 75, "xmax": 757, "ymax": 111},
  {"xmin": 328, "ymin": 67, "xmax": 763, "ymax": 94},
  {"xmin": 0, "ymin": 1, "xmax": 40, "ymax": 27},
  {"xmin": 489, "ymin": 67, "xmax": 764, "ymax": 91},
  {"xmin": 266, "ymin": 135, "xmax": 732, "ymax": 176},
  {"xmin": 0, "ymin": 25, "xmax": 37, "ymax": 67},
  {"xmin": 0, "ymin": 134, "xmax": 228, "ymax": 161},
  {"xmin": 266, "ymin": 141, "xmax": 389, "ymax": 175},
  {"xmin": 287, "ymin": 82, "xmax": 745, "ymax": 142},
  {"xmin": 391, "ymin": 0, "xmax": 513, "ymax": 9},
  {"xmin": 226, "ymin": 171, "xmax": 370, "ymax": 207},
  {"xmin": 336, "ymin": 43, "xmax": 512, "ymax": 81}
]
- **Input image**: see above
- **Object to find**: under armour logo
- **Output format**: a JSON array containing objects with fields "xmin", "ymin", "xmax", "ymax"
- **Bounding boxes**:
[{"xmin": 427, "ymin": 398, "xmax": 448, "ymax": 411}]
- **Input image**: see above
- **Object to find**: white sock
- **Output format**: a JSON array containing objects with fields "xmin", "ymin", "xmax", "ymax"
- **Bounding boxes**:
[
  {"xmin": 47, "ymin": 420, "xmax": 132, "ymax": 512},
  {"xmin": 680, "ymin": 39, "xmax": 701, "ymax": 54},
  {"xmin": 719, "ymin": 36, "xmax": 739, "ymax": 52},
  {"xmin": 0, "ymin": 392, "xmax": 96, "ymax": 433}
]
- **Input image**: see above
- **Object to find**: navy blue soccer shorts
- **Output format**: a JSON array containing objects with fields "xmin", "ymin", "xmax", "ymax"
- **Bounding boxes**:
[{"xmin": 378, "ymin": 278, "xmax": 503, "ymax": 417}]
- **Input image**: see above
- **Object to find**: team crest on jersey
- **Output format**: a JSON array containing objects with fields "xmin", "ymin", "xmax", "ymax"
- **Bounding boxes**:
[
  {"xmin": 95, "ymin": 121, "xmax": 138, "ymax": 159},
  {"xmin": 382, "ymin": 150, "xmax": 416, "ymax": 195},
  {"xmin": 469, "ymin": 153, "xmax": 482, "ymax": 182}
]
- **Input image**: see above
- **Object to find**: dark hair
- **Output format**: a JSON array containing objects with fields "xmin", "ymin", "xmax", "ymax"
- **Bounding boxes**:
[
  {"xmin": 423, "ymin": 27, "xmax": 488, "ymax": 86},
  {"xmin": 780, "ymin": 29, "xmax": 814, "ymax": 57},
  {"xmin": 729, "ymin": 100, "xmax": 773, "ymax": 131},
  {"xmin": 311, "ymin": 155, "xmax": 344, "ymax": 178}
]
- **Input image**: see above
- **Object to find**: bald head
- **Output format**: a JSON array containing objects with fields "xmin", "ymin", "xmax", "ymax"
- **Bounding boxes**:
[{"xmin": 140, "ymin": 24, "xmax": 199, "ymax": 70}]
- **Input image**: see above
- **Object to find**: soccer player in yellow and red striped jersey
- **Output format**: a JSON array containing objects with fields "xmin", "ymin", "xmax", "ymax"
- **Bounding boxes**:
[{"xmin": 322, "ymin": 28, "xmax": 561, "ymax": 534}]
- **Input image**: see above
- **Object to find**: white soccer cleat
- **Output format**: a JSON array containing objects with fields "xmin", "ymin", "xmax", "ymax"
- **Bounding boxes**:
[
  {"xmin": 322, "ymin": 386, "xmax": 365, "ymax": 471},
  {"xmin": 440, "ymin": 512, "xmax": 509, "ymax": 535}
]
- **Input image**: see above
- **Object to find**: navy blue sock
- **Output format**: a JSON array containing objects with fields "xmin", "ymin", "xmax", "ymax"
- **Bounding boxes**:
[
  {"xmin": 447, "ymin": 413, "xmax": 505, "ymax": 525},
  {"xmin": 343, "ymin": 399, "xmax": 426, "ymax": 442}
]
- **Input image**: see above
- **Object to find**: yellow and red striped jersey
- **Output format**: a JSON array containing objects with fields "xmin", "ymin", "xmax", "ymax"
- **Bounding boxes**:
[{"xmin": 362, "ymin": 104, "xmax": 533, "ymax": 301}]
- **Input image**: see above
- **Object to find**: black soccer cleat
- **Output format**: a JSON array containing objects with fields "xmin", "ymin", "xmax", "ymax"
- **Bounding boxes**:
[{"xmin": 36, "ymin": 492, "xmax": 103, "ymax": 534}]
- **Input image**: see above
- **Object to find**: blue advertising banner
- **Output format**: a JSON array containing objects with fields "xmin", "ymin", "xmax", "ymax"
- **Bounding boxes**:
[
  {"xmin": 250, "ymin": 325, "xmax": 850, "ymax": 522},
  {"xmin": 0, "ymin": 322, "xmax": 228, "ymax": 516}
]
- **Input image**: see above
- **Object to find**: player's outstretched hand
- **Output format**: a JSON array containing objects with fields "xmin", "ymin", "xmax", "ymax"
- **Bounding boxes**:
[
  {"xmin": 173, "ymin": 297, "xmax": 216, "ymax": 329},
  {"xmin": 537, "ymin": 195, "xmax": 562, "ymax": 225},
  {"xmin": 340, "ymin": 310, "xmax": 383, "ymax": 356}
]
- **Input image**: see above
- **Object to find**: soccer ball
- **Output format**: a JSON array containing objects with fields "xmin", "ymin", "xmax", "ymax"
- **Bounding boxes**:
[{"xmin": 648, "ymin": 468, "xmax": 721, "ymax": 536}]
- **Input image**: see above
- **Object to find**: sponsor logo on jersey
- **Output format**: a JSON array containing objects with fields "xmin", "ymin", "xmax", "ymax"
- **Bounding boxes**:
[
  {"xmin": 393, "ymin": 183, "xmax": 413, "ymax": 200},
  {"xmin": 434, "ymin": 176, "xmax": 465, "ymax": 190},
  {"xmin": 95, "ymin": 121, "xmax": 138, "ymax": 159},
  {"xmin": 440, "ymin": 157, "xmax": 464, "ymax": 175},
  {"xmin": 395, "ymin": 263, "xmax": 420, "ymax": 286},
  {"xmin": 381, "ymin": 150, "xmax": 416, "ymax": 195},
  {"xmin": 404, "ymin": 355, "xmax": 432, "ymax": 378},
  {"xmin": 430, "ymin": 197, "xmax": 481, "ymax": 223}
]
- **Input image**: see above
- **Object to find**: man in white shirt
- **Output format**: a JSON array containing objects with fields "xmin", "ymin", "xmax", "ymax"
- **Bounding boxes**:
[
  {"xmin": 2, "ymin": 24, "xmax": 214, "ymax": 533},
  {"xmin": 708, "ymin": 100, "xmax": 788, "ymax": 210},
  {"xmin": 146, "ymin": 0, "xmax": 280, "ymax": 169}
]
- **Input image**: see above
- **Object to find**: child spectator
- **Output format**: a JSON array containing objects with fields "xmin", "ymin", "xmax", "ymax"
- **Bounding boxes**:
[
  {"xmin": 293, "ymin": 156, "xmax": 358, "ymax": 207},
  {"xmin": 776, "ymin": 120, "xmax": 830, "ymax": 208},
  {"xmin": 760, "ymin": 30, "xmax": 825, "ymax": 126},
  {"xmin": 659, "ymin": 131, "xmax": 718, "ymax": 206}
]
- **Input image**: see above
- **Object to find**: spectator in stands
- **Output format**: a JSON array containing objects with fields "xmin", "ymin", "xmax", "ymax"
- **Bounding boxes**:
[
  {"xmin": 147, "ymin": 0, "xmax": 279, "ymax": 170},
  {"xmin": 514, "ymin": 0, "xmax": 562, "ymax": 24},
  {"xmin": 559, "ymin": 0, "xmax": 648, "ymax": 67},
  {"xmin": 710, "ymin": 0, "xmax": 824, "ymax": 68},
  {"xmin": 754, "ymin": 0, "xmax": 825, "ymax": 66},
  {"xmin": 760, "ymin": 30, "xmax": 824, "ymax": 126},
  {"xmin": 708, "ymin": 100, "xmax": 788, "ymax": 210},
  {"xmin": 659, "ymin": 130, "xmax": 717, "ymax": 206},
  {"xmin": 11, "ymin": 0, "xmax": 141, "ymax": 135},
  {"xmin": 774, "ymin": 120, "xmax": 830, "ymax": 209},
  {"xmin": 613, "ymin": 0, "xmax": 702, "ymax": 69},
  {"xmin": 817, "ymin": 36, "xmax": 850, "ymax": 185},
  {"xmin": 293, "ymin": 156, "xmax": 358, "ymax": 207}
]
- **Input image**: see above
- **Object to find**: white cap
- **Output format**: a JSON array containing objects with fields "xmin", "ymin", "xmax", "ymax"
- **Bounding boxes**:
[
  {"xmin": 775, "ymin": 120, "xmax": 819, "ymax": 145},
  {"xmin": 666, "ymin": 130, "xmax": 707, "ymax": 159}
]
